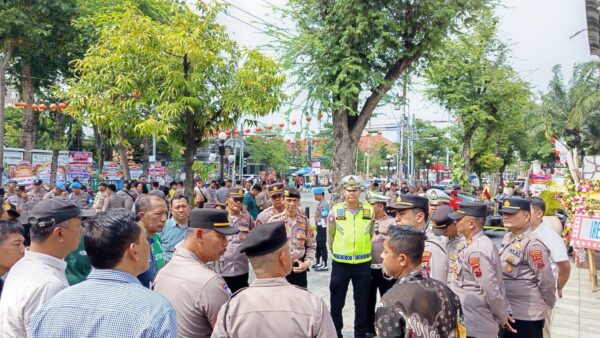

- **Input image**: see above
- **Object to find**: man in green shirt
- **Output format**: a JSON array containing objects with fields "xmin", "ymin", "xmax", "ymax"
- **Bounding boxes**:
[{"xmin": 243, "ymin": 184, "xmax": 261, "ymax": 221}]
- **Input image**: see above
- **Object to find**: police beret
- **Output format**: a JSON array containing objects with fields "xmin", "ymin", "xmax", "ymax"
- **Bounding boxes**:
[
  {"xmin": 227, "ymin": 187, "xmax": 245, "ymax": 198},
  {"xmin": 431, "ymin": 205, "xmax": 454, "ymax": 228},
  {"xmin": 386, "ymin": 194, "xmax": 428, "ymax": 212},
  {"xmin": 239, "ymin": 220, "xmax": 288, "ymax": 257},
  {"xmin": 313, "ymin": 187, "xmax": 325, "ymax": 195},
  {"xmin": 448, "ymin": 202, "xmax": 487, "ymax": 219},
  {"xmin": 71, "ymin": 182, "xmax": 82, "ymax": 189},
  {"xmin": 283, "ymin": 187, "xmax": 301, "ymax": 199},
  {"xmin": 268, "ymin": 183, "xmax": 284, "ymax": 196},
  {"xmin": 499, "ymin": 198, "xmax": 531, "ymax": 214},
  {"xmin": 189, "ymin": 208, "xmax": 239, "ymax": 235}
]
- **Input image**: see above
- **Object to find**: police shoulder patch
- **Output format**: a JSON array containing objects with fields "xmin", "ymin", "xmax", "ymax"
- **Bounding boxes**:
[
  {"xmin": 529, "ymin": 249, "xmax": 545, "ymax": 270},
  {"xmin": 421, "ymin": 251, "xmax": 432, "ymax": 272},
  {"xmin": 469, "ymin": 257, "xmax": 482, "ymax": 278}
]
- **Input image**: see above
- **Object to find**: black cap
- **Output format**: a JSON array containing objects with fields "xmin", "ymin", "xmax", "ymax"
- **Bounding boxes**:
[
  {"xmin": 189, "ymin": 208, "xmax": 239, "ymax": 235},
  {"xmin": 431, "ymin": 205, "xmax": 455, "ymax": 228},
  {"xmin": 448, "ymin": 202, "xmax": 487, "ymax": 220},
  {"xmin": 16, "ymin": 185, "xmax": 26, "ymax": 192},
  {"xmin": 34, "ymin": 179, "xmax": 43, "ymax": 185},
  {"xmin": 283, "ymin": 187, "xmax": 301, "ymax": 199},
  {"xmin": 386, "ymin": 194, "xmax": 428, "ymax": 212},
  {"xmin": 239, "ymin": 220, "xmax": 288, "ymax": 256},
  {"xmin": 3, "ymin": 203, "xmax": 19, "ymax": 218},
  {"xmin": 499, "ymin": 198, "xmax": 531, "ymax": 214},
  {"xmin": 29, "ymin": 199, "xmax": 95, "ymax": 228},
  {"xmin": 227, "ymin": 187, "xmax": 245, "ymax": 198},
  {"xmin": 268, "ymin": 183, "xmax": 284, "ymax": 196}
]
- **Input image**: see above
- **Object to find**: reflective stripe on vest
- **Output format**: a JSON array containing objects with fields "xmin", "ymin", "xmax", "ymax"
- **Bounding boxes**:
[{"xmin": 331, "ymin": 202, "xmax": 373, "ymax": 264}]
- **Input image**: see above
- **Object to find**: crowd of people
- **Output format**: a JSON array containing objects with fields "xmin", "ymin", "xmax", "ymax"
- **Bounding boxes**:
[{"xmin": 0, "ymin": 173, "xmax": 571, "ymax": 338}]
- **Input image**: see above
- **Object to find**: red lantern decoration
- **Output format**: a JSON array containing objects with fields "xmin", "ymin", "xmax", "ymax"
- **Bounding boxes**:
[
  {"xmin": 49, "ymin": 103, "xmax": 58, "ymax": 111},
  {"xmin": 245, "ymin": 128, "xmax": 251, "ymax": 134},
  {"xmin": 234, "ymin": 130, "xmax": 240, "ymax": 136},
  {"xmin": 256, "ymin": 127, "xmax": 263, "ymax": 133},
  {"xmin": 279, "ymin": 122, "xmax": 285, "ymax": 128},
  {"xmin": 266, "ymin": 125, "xmax": 273, "ymax": 130},
  {"xmin": 58, "ymin": 103, "xmax": 67, "ymax": 110},
  {"xmin": 225, "ymin": 131, "xmax": 231, "ymax": 137},
  {"xmin": 291, "ymin": 120, "xmax": 297, "ymax": 126},
  {"xmin": 39, "ymin": 104, "xmax": 47, "ymax": 111},
  {"xmin": 318, "ymin": 112, "xmax": 324, "ymax": 119},
  {"xmin": 31, "ymin": 104, "xmax": 39, "ymax": 111}
]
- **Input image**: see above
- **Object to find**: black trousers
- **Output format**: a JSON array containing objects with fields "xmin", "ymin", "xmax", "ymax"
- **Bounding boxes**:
[
  {"xmin": 330, "ymin": 261, "xmax": 372, "ymax": 338},
  {"xmin": 286, "ymin": 270, "xmax": 308, "ymax": 288},
  {"xmin": 367, "ymin": 268, "xmax": 395, "ymax": 333},
  {"xmin": 315, "ymin": 240, "xmax": 328, "ymax": 265},
  {"xmin": 223, "ymin": 273, "xmax": 249, "ymax": 294},
  {"xmin": 499, "ymin": 319, "xmax": 544, "ymax": 338}
]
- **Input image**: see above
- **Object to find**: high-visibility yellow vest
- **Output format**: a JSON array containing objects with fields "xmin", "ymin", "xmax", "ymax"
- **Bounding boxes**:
[{"xmin": 331, "ymin": 202, "xmax": 373, "ymax": 264}]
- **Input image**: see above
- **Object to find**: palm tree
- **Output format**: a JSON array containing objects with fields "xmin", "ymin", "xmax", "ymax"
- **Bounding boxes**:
[{"xmin": 539, "ymin": 61, "xmax": 600, "ymax": 183}]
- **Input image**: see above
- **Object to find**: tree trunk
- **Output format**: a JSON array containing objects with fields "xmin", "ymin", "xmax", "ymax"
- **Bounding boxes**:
[
  {"xmin": 331, "ymin": 109, "xmax": 361, "ymax": 202},
  {"xmin": 104, "ymin": 129, "xmax": 113, "ymax": 162},
  {"xmin": 117, "ymin": 131, "xmax": 131, "ymax": 180},
  {"xmin": 21, "ymin": 63, "xmax": 35, "ymax": 162},
  {"xmin": 182, "ymin": 54, "xmax": 196, "ymax": 203},
  {"xmin": 50, "ymin": 111, "xmax": 64, "ymax": 187},
  {"xmin": 0, "ymin": 40, "xmax": 16, "ymax": 186},
  {"xmin": 461, "ymin": 132, "xmax": 473, "ymax": 181},
  {"xmin": 142, "ymin": 135, "xmax": 150, "ymax": 177},
  {"xmin": 93, "ymin": 125, "xmax": 104, "ymax": 172}
]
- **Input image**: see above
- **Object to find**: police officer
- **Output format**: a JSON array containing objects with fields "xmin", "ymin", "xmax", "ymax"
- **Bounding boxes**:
[
  {"xmin": 327, "ymin": 175, "xmax": 374, "ymax": 338},
  {"xmin": 313, "ymin": 187, "xmax": 329, "ymax": 271},
  {"xmin": 425, "ymin": 188, "xmax": 451, "ymax": 218},
  {"xmin": 214, "ymin": 187, "xmax": 255, "ymax": 293},
  {"xmin": 43, "ymin": 183, "xmax": 66, "ymax": 199},
  {"xmin": 267, "ymin": 187, "xmax": 316, "ymax": 288},
  {"xmin": 255, "ymin": 183, "xmax": 285, "ymax": 225},
  {"xmin": 499, "ymin": 198, "xmax": 556, "ymax": 338},
  {"xmin": 430, "ymin": 205, "xmax": 464, "ymax": 283},
  {"xmin": 27, "ymin": 180, "xmax": 46, "ymax": 209},
  {"xmin": 387, "ymin": 194, "xmax": 449, "ymax": 283},
  {"xmin": 448, "ymin": 203, "xmax": 515, "ymax": 337},
  {"xmin": 212, "ymin": 221, "xmax": 336, "ymax": 338},
  {"xmin": 3, "ymin": 180, "xmax": 17, "ymax": 201},
  {"xmin": 365, "ymin": 191, "xmax": 396, "ymax": 336},
  {"xmin": 421, "ymin": 205, "xmax": 461, "ymax": 283},
  {"xmin": 154, "ymin": 209, "xmax": 240, "ymax": 338}
]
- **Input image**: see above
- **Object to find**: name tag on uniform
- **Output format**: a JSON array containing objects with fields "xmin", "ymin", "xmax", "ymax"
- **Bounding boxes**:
[
  {"xmin": 336, "ymin": 209, "xmax": 346, "ymax": 220},
  {"xmin": 362, "ymin": 209, "xmax": 372, "ymax": 220}
]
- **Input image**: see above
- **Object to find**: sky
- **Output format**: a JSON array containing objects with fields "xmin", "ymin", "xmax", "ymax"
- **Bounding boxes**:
[{"xmin": 198, "ymin": 0, "xmax": 596, "ymax": 140}]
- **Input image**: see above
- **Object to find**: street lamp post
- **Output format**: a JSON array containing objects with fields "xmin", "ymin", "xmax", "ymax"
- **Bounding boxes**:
[
  {"xmin": 425, "ymin": 159, "xmax": 430, "ymax": 185},
  {"xmin": 385, "ymin": 154, "xmax": 394, "ymax": 181},
  {"xmin": 211, "ymin": 132, "xmax": 227, "ymax": 182}
]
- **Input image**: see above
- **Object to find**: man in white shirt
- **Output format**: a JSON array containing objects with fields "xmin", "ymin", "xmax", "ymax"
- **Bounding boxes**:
[
  {"xmin": 529, "ymin": 196, "xmax": 571, "ymax": 338},
  {"xmin": 0, "ymin": 198, "xmax": 94, "ymax": 337}
]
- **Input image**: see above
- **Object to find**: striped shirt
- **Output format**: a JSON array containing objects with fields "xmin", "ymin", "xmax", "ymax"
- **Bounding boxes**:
[{"xmin": 28, "ymin": 269, "xmax": 178, "ymax": 338}]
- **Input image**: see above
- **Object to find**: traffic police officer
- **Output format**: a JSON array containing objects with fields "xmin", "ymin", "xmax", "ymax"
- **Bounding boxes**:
[
  {"xmin": 327, "ymin": 175, "xmax": 374, "ymax": 338},
  {"xmin": 448, "ymin": 202, "xmax": 515, "ymax": 337},
  {"xmin": 214, "ymin": 187, "xmax": 255, "ymax": 293},
  {"xmin": 267, "ymin": 187, "xmax": 316, "ymax": 288},
  {"xmin": 499, "ymin": 198, "xmax": 556, "ymax": 338},
  {"xmin": 365, "ymin": 191, "xmax": 396, "ymax": 336},
  {"xmin": 255, "ymin": 183, "xmax": 285, "ymax": 225},
  {"xmin": 154, "ymin": 209, "xmax": 239, "ymax": 338},
  {"xmin": 313, "ymin": 187, "xmax": 329, "ymax": 270},
  {"xmin": 212, "ymin": 221, "xmax": 336, "ymax": 338},
  {"xmin": 425, "ymin": 188, "xmax": 451, "ymax": 218}
]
